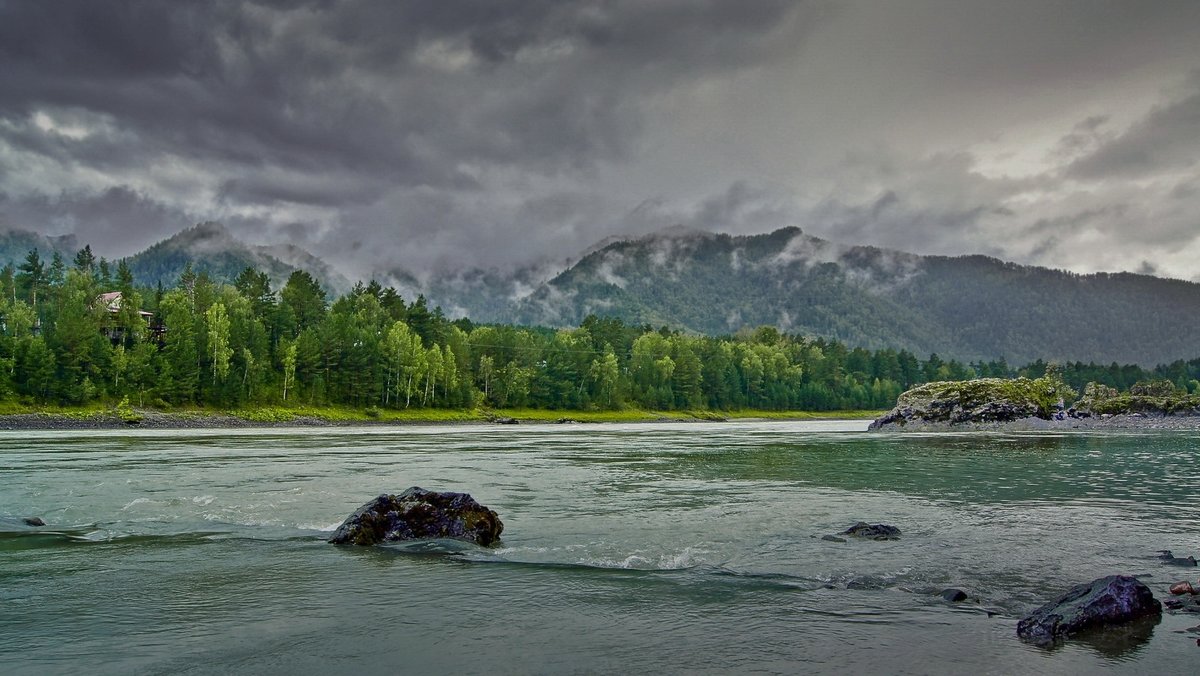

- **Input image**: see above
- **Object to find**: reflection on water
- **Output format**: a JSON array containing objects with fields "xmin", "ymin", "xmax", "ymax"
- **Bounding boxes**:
[
  {"xmin": 1, "ymin": 421, "xmax": 1199, "ymax": 675},
  {"xmin": 1071, "ymin": 614, "xmax": 1162, "ymax": 660}
]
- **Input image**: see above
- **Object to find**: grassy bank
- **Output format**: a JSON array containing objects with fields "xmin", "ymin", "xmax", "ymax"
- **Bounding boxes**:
[{"xmin": 0, "ymin": 402, "xmax": 884, "ymax": 428}]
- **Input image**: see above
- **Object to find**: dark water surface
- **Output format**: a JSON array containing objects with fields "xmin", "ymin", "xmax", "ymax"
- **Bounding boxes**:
[{"xmin": 2, "ymin": 421, "xmax": 1199, "ymax": 674}]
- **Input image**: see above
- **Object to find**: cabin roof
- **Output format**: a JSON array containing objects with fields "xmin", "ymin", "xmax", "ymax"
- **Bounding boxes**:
[{"xmin": 96, "ymin": 291, "xmax": 153, "ymax": 318}]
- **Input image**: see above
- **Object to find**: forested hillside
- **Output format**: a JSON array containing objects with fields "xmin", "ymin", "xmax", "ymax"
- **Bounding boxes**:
[
  {"xmin": 5, "ymin": 223, "xmax": 1200, "ymax": 369},
  {"xmin": 0, "ymin": 229, "xmax": 77, "ymax": 267},
  {"xmin": 1, "ymin": 245, "xmax": 1198, "ymax": 414},
  {"xmin": 510, "ymin": 227, "xmax": 1200, "ymax": 365},
  {"xmin": 124, "ymin": 222, "xmax": 351, "ymax": 294}
]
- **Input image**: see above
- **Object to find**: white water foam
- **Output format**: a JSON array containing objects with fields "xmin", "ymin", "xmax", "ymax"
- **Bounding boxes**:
[
  {"xmin": 121, "ymin": 497, "xmax": 152, "ymax": 511},
  {"xmin": 580, "ymin": 546, "xmax": 707, "ymax": 570}
]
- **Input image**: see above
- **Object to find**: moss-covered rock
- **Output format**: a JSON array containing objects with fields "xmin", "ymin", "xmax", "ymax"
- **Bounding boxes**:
[
  {"xmin": 869, "ymin": 376, "xmax": 1075, "ymax": 430},
  {"xmin": 1074, "ymin": 380, "xmax": 1200, "ymax": 416}
]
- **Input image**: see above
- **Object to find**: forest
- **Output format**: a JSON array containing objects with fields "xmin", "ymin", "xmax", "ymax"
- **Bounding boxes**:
[{"xmin": 2, "ymin": 246, "xmax": 1199, "ymax": 413}]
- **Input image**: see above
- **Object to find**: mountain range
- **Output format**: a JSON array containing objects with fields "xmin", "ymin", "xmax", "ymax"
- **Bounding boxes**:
[{"xmin": 2, "ymin": 223, "xmax": 1198, "ymax": 366}]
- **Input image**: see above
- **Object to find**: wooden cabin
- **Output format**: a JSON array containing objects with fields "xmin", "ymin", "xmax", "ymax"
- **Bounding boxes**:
[{"xmin": 96, "ymin": 291, "xmax": 164, "ymax": 343}]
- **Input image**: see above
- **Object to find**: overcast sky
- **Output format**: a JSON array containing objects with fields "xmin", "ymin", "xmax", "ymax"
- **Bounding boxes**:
[{"xmin": 2, "ymin": 0, "xmax": 1199, "ymax": 281}]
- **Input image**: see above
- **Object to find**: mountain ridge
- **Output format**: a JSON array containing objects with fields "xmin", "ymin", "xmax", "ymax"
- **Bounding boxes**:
[{"xmin": 502, "ymin": 226, "xmax": 1200, "ymax": 365}]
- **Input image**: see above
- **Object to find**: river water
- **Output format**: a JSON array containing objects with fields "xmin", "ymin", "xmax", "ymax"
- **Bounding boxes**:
[{"xmin": 2, "ymin": 421, "xmax": 1199, "ymax": 674}]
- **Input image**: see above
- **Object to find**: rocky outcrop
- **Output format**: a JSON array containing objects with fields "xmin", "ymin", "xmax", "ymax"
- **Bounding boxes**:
[
  {"xmin": 329, "ymin": 487, "xmax": 503, "ymax": 546},
  {"xmin": 839, "ymin": 522, "xmax": 901, "ymax": 540},
  {"xmin": 869, "ymin": 376, "xmax": 1074, "ymax": 430},
  {"xmin": 1016, "ymin": 575, "xmax": 1161, "ymax": 646}
]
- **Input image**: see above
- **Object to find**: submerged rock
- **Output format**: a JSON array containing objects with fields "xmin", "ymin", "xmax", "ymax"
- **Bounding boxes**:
[
  {"xmin": 1016, "ymin": 575, "xmax": 1161, "ymax": 646},
  {"xmin": 846, "ymin": 575, "xmax": 890, "ymax": 590},
  {"xmin": 821, "ymin": 534, "xmax": 847, "ymax": 543},
  {"xmin": 329, "ymin": 487, "xmax": 503, "ymax": 546},
  {"xmin": 22, "ymin": 516, "xmax": 45, "ymax": 527},
  {"xmin": 1164, "ymin": 596, "xmax": 1200, "ymax": 614},
  {"xmin": 840, "ymin": 522, "xmax": 901, "ymax": 540},
  {"xmin": 1158, "ymin": 550, "xmax": 1198, "ymax": 567}
]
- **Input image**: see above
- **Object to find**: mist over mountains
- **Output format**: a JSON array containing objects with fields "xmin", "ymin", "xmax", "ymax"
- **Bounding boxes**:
[
  {"xmin": 507, "ymin": 226, "xmax": 1200, "ymax": 365},
  {"xmin": 2, "ymin": 223, "xmax": 1198, "ymax": 366}
]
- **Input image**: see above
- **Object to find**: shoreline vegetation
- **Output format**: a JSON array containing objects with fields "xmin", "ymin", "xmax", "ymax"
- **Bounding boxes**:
[
  {"xmin": 2, "ymin": 249, "xmax": 1199, "ymax": 429},
  {"xmin": 0, "ymin": 404, "xmax": 883, "ymax": 431}
]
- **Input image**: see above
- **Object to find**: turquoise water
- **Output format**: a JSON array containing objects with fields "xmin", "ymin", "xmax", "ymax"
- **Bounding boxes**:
[{"xmin": 2, "ymin": 421, "xmax": 1199, "ymax": 674}]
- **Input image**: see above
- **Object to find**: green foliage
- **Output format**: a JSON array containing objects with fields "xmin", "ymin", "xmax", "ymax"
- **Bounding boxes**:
[
  {"xmin": 4, "ymin": 246, "xmax": 1199, "ymax": 422},
  {"xmin": 115, "ymin": 395, "xmax": 141, "ymax": 423}
]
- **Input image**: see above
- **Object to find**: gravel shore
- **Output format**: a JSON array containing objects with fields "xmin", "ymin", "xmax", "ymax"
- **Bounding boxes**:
[
  {"xmin": 870, "ymin": 412, "xmax": 1200, "ymax": 432},
  {"xmin": 0, "ymin": 411, "xmax": 341, "ymax": 431}
]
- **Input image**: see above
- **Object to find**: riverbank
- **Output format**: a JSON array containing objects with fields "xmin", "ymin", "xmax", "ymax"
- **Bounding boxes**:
[{"xmin": 0, "ymin": 405, "xmax": 883, "ymax": 431}]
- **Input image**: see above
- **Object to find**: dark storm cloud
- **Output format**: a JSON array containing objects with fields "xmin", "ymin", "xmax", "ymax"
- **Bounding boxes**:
[
  {"xmin": 0, "ymin": 0, "xmax": 814, "ymax": 174},
  {"xmin": 0, "ymin": 0, "xmax": 825, "ymax": 265},
  {"xmin": 0, "ymin": 186, "xmax": 193, "ymax": 254},
  {"xmin": 1067, "ymin": 73, "xmax": 1200, "ymax": 180},
  {"xmin": 1, "ymin": 0, "xmax": 1200, "ymax": 279}
]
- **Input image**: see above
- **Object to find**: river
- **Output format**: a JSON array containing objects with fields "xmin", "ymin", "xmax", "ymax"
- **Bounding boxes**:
[{"xmin": 2, "ymin": 421, "xmax": 1199, "ymax": 674}]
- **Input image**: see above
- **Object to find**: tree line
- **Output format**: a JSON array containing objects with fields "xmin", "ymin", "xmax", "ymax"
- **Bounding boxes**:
[{"xmin": 2, "ymin": 247, "xmax": 1198, "ymax": 412}]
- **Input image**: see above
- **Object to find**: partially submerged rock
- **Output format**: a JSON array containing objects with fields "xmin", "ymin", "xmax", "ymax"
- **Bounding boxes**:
[
  {"xmin": 329, "ymin": 487, "xmax": 503, "ymax": 546},
  {"xmin": 1157, "ymin": 550, "xmax": 1198, "ymax": 567},
  {"xmin": 1170, "ymin": 581, "xmax": 1196, "ymax": 595},
  {"xmin": 941, "ymin": 588, "xmax": 969, "ymax": 602},
  {"xmin": 1017, "ymin": 575, "xmax": 1161, "ymax": 646},
  {"xmin": 0, "ymin": 516, "xmax": 46, "ymax": 529},
  {"xmin": 840, "ymin": 522, "xmax": 901, "ymax": 540}
]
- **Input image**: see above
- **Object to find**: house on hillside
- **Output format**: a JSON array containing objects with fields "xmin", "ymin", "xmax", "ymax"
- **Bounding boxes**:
[{"xmin": 96, "ymin": 291, "xmax": 163, "ymax": 343}]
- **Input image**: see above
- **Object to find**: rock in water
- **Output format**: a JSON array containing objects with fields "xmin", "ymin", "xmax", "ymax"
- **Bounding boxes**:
[
  {"xmin": 941, "ymin": 588, "xmax": 969, "ymax": 602},
  {"xmin": 1170, "ymin": 581, "xmax": 1196, "ymax": 595},
  {"xmin": 329, "ymin": 487, "xmax": 503, "ymax": 546},
  {"xmin": 1017, "ymin": 575, "xmax": 1161, "ymax": 646},
  {"xmin": 840, "ymin": 522, "xmax": 902, "ymax": 540},
  {"xmin": 1157, "ymin": 550, "xmax": 1198, "ymax": 567},
  {"xmin": 22, "ymin": 516, "xmax": 45, "ymax": 527}
]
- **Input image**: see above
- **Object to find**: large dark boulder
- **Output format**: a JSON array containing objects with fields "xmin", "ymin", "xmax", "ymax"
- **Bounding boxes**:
[
  {"xmin": 1017, "ymin": 575, "xmax": 1161, "ymax": 646},
  {"xmin": 329, "ymin": 487, "xmax": 503, "ymax": 546},
  {"xmin": 840, "ymin": 522, "xmax": 901, "ymax": 540}
]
